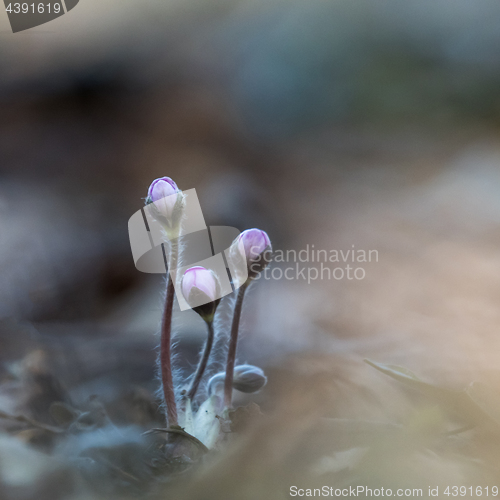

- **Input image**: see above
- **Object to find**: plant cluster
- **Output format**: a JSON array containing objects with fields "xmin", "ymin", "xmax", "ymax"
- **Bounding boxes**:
[{"xmin": 145, "ymin": 176, "xmax": 272, "ymax": 450}]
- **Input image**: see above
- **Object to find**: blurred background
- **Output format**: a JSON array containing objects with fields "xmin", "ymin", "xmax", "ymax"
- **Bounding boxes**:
[{"xmin": 1, "ymin": 0, "xmax": 500, "ymax": 498}]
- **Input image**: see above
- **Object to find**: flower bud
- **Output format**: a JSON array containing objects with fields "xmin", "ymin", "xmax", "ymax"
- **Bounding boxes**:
[
  {"xmin": 230, "ymin": 228, "xmax": 272, "ymax": 284},
  {"xmin": 181, "ymin": 266, "xmax": 221, "ymax": 322},
  {"xmin": 145, "ymin": 177, "xmax": 184, "ymax": 232},
  {"xmin": 208, "ymin": 365, "xmax": 267, "ymax": 395},
  {"xmin": 232, "ymin": 364, "xmax": 268, "ymax": 393}
]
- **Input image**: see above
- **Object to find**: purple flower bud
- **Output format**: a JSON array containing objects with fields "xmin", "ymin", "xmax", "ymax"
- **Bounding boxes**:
[
  {"xmin": 148, "ymin": 176, "xmax": 179, "ymax": 201},
  {"xmin": 146, "ymin": 176, "xmax": 182, "ymax": 222},
  {"xmin": 182, "ymin": 266, "xmax": 221, "ymax": 321},
  {"xmin": 237, "ymin": 228, "xmax": 271, "ymax": 261},
  {"xmin": 230, "ymin": 228, "xmax": 272, "ymax": 284}
]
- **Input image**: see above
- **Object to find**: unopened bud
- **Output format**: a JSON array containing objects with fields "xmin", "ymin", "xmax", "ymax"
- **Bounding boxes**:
[
  {"xmin": 182, "ymin": 266, "xmax": 221, "ymax": 322},
  {"xmin": 230, "ymin": 228, "xmax": 272, "ymax": 284},
  {"xmin": 145, "ymin": 176, "xmax": 184, "ymax": 232},
  {"xmin": 208, "ymin": 364, "xmax": 267, "ymax": 395},
  {"xmin": 233, "ymin": 364, "xmax": 267, "ymax": 393}
]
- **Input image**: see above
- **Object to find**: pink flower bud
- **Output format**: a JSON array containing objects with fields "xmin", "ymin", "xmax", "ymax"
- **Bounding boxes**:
[
  {"xmin": 146, "ymin": 176, "xmax": 182, "ymax": 221},
  {"xmin": 182, "ymin": 266, "xmax": 217, "ymax": 303},
  {"xmin": 182, "ymin": 266, "xmax": 221, "ymax": 321}
]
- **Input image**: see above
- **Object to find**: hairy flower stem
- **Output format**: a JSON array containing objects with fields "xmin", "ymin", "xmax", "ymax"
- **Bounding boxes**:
[
  {"xmin": 186, "ymin": 321, "xmax": 215, "ymax": 401},
  {"xmin": 224, "ymin": 284, "xmax": 248, "ymax": 408},
  {"xmin": 161, "ymin": 239, "xmax": 179, "ymax": 426}
]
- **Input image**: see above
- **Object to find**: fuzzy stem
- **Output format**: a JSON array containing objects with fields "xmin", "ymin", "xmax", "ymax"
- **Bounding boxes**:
[
  {"xmin": 186, "ymin": 320, "xmax": 215, "ymax": 401},
  {"xmin": 161, "ymin": 239, "xmax": 179, "ymax": 426},
  {"xmin": 224, "ymin": 284, "xmax": 248, "ymax": 408}
]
